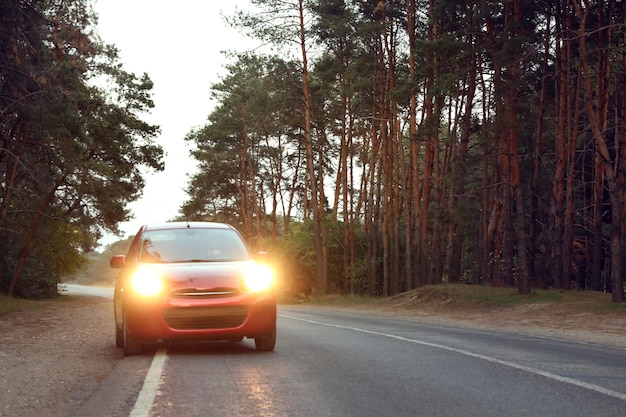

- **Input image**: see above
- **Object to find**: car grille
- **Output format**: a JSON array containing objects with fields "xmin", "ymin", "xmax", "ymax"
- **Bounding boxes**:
[
  {"xmin": 170, "ymin": 288, "xmax": 240, "ymax": 298},
  {"xmin": 162, "ymin": 306, "xmax": 249, "ymax": 330}
]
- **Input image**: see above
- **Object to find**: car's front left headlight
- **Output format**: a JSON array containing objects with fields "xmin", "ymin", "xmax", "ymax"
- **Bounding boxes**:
[
  {"xmin": 130, "ymin": 267, "xmax": 164, "ymax": 297},
  {"xmin": 244, "ymin": 262, "xmax": 274, "ymax": 293}
]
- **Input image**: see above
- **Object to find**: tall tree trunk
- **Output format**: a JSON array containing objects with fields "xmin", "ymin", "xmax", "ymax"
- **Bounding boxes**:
[
  {"xmin": 486, "ymin": 15, "xmax": 508, "ymax": 286},
  {"xmin": 429, "ymin": 110, "xmax": 443, "ymax": 285},
  {"xmin": 298, "ymin": 0, "xmax": 326, "ymax": 296},
  {"xmin": 530, "ymin": 14, "xmax": 549, "ymax": 287},
  {"xmin": 575, "ymin": 0, "xmax": 624, "ymax": 302},
  {"xmin": 375, "ymin": 23, "xmax": 391, "ymax": 297},
  {"xmin": 564, "ymin": 64, "xmax": 582, "ymax": 288},
  {"xmin": 405, "ymin": 0, "xmax": 418, "ymax": 292},
  {"xmin": 509, "ymin": 0, "xmax": 531, "ymax": 294},
  {"xmin": 240, "ymin": 125, "xmax": 252, "ymax": 238},
  {"xmin": 448, "ymin": 48, "xmax": 476, "ymax": 283},
  {"xmin": 477, "ymin": 60, "xmax": 493, "ymax": 284},
  {"xmin": 338, "ymin": 89, "xmax": 349, "ymax": 293},
  {"xmin": 366, "ymin": 92, "xmax": 382, "ymax": 296},
  {"xmin": 0, "ymin": 122, "xmax": 28, "ymax": 293},
  {"xmin": 591, "ymin": 147, "xmax": 605, "ymax": 291},
  {"xmin": 8, "ymin": 177, "xmax": 65, "ymax": 297},
  {"xmin": 385, "ymin": 19, "xmax": 401, "ymax": 295}
]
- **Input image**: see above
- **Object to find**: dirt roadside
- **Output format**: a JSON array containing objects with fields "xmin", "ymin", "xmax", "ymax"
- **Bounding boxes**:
[
  {"xmin": 0, "ymin": 294, "xmax": 625, "ymax": 417},
  {"xmin": 0, "ymin": 296, "xmax": 121, "ymax": 417}
]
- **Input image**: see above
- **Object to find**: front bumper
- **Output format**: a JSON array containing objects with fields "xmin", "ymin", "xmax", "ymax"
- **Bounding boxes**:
[{"xmin": 123, "ymin": 292, "xmax": 276, "ymax": 342}]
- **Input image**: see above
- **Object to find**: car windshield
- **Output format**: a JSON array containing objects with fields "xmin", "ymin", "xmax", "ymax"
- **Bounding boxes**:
[{"xmin": 138, "ymin": 228, "xmax": 250, "ymax": 263}]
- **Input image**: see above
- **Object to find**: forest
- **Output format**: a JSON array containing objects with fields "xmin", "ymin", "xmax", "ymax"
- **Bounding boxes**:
[
  {"xmin": 2, "ymin": 0, "xmax": 626, "ymax": 303},
  {"xmin": 0, "ymin": 0, "xmax": 163, "ymax": 298}
]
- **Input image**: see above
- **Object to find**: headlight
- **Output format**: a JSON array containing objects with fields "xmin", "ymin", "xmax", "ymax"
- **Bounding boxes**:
[
  {"xmin": 244, "ymin": 262, "xmax": 274, "ymax": 293},
  {"xmin": 130, "ymin": 267, "xmax": 163, "ymax": 297}
]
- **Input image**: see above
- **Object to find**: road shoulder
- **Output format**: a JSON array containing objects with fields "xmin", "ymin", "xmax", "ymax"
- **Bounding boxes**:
[{"xmin": 0, "ymin": 296, "xmax": 122, "ymax": 417}]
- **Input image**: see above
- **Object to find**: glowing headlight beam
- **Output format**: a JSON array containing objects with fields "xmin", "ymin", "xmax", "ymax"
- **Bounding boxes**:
[
  {"xmin": 131, "ymin": 267, "xmax": 163, "ymax": 297},
  {"xmin": 244, "ymin": 262, "xmax": 274, "ymax": 293}
]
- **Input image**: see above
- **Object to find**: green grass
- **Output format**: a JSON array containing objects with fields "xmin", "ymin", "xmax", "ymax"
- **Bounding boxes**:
[
  {"xmin": 301, "ymin": 284, "xmax": 625, "ymax": 314},
  {"xmin": 458, "ymin": 286, "xmax": 568, "ymax": 307},
  {"xmin": 0, "ymin": 293, "xmax": 77, "ymax": 317},
  {"xmin": 0, "ymin": 295, "xmax": 41, "ymax": 316},
  {"xmin": 601, "ymin": 301, "xmax": 626, "ymax": 314},
  {"xmin": 309, "ymin": 293, "xmax": 380, "ymax": 306}
]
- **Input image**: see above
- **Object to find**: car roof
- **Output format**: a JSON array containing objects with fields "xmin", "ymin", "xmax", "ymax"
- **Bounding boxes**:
[{"xmin": 140, "ymin": 222, "xmax": 235, "ymax": 232}]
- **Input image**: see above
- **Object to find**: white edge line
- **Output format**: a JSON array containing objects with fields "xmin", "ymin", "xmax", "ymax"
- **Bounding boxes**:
[
  {"xmin": 129, "ymin": 347, "xmax": 168, "ymax": 417},
  {"xmin": 280, "ymin": 314, "xmax": 626, "ymax": 402}
]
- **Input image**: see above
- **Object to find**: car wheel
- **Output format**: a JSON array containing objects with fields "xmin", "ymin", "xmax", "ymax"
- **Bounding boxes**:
[
  {"xmin": 254, "ymin": 326, "xmax": 276, "ymax": 352},
  {"xmin": 115, "ymin": 324, "xmax": 124, "ymax": 348},
  {"xmin": 123, "ymin": 315, "xmax": 142, "ymax": 356}
]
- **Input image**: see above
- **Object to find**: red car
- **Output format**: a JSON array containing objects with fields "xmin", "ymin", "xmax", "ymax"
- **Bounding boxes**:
[{"xmin": 110, "ymin": 222, "xmax": 276, "ymax": 355}]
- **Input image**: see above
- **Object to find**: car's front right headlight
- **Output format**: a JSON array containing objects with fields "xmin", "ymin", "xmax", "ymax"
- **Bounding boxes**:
[
  {"xmin": 130, "ymin": 267, "xmax": 163, "ymax": 297},
  {"xmin": 243, "ymin": 262, "xmax": 274, "ymax": 293}
]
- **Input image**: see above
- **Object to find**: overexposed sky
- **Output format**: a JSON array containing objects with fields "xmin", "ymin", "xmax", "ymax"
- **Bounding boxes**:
[{"xmin": 93, "ymin": 0, "xmax": 256, "ymax": 246}]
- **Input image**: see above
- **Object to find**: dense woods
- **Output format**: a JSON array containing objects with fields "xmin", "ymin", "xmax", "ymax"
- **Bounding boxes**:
[
  {"xmin": 2, "ymin": 0, "xmax": 626, "ymax": 303},
  {"xmin": 0, "ymin": 0, "xmax": 162, "ymax": 298},
  {"xmin": 183, "ymin": 0, "xmax": 626, "ymax": 302}
]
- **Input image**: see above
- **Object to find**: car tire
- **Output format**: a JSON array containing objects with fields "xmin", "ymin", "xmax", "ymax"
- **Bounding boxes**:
[
  {"xmin": 115, "ymin": 324, "xmax": 124, "ymax": 348},
  {"xmin": 254, "ymin": 325, "xmax": 276, "ymax": 352},
  {"xmin": 123, "ymin": 315, "xmax": 142, "ymax": 356}
]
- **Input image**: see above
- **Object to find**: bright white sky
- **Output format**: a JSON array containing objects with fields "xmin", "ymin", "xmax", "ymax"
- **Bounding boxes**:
[{"xmin": 92, "ymin": 0, "xmax": 256, "ymax": 247}]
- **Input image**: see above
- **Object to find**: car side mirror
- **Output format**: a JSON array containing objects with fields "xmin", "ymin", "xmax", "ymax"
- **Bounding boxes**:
[{"xmin": 109, "ymin": 255, "xmax": 126, "ymax": 269}]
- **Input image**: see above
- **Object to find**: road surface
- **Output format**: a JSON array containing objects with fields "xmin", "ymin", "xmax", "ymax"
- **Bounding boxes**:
[{"xmin": 67, "ymin": 285, "xmax": 626, "ymax": 417}]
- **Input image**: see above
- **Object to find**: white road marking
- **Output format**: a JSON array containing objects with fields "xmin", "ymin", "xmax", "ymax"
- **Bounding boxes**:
[
  {"xmin": 281, "ymin": 314, "xmax": 626, "ymax": 402},
  {"xmin": 129, "ymin": 347, "xmax": 168, "ymax": 417}
]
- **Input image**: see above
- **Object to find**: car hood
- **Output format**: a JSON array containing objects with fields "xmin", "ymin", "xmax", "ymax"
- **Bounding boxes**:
[{"xmin": 144, "ymin": 261, "xmax": 252, "ymax": 291}]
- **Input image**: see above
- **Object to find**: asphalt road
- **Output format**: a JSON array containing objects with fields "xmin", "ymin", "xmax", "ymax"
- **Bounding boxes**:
[{"xmin": 68, "ymin": 286, "xmax": 626, "ymax": 417}]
